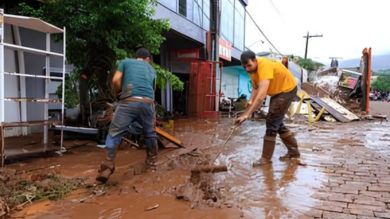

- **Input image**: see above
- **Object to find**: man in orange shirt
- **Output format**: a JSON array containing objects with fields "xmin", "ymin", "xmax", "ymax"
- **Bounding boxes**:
[{"xmin": 236, "ymin": 50, "xmax": 300, "ymax": 165}]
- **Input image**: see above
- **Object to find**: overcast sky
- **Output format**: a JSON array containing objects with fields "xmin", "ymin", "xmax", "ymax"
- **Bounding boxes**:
[{"xmin": 245, "ymin": 0, "xmax": 390, "ymax": 64}]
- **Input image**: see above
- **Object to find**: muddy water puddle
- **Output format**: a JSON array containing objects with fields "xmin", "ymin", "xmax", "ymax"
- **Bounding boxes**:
[{"xmin": 207, "ymin": 121, "xmax": 325, "ymax": 218}]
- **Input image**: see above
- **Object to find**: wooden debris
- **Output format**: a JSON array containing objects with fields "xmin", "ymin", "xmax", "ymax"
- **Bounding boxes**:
[
  {"xmin": 364, "ymin": 115, "xmax": 374, "ymax": 120},
  {"xmin": 154, "ymin": 127, "xmax": 184, "ymax": 148},
  {"xmin": 302, "ymin": 83, "xmax": 330, "ymax": 98},
  {"xmin": 121, "ymin": 137, "xmax": 139, "ymax": 148},
  {"xmin": 321, "ymin": 97, "xmax": 360, "ymax": 121},
  {"xmin": 373, "ymin": 114, "xmax": 387, "ymax": 120},
  {"xmin": 145, "ymin": 204, "xmax": 159, "ymax": 211},
  {"xmin": 191, "ymin": 165, "xmax": 227, "ymax": 174},
  {"xmin": 310, "ymin": 96, "xmax": 352, "ymax": 122}
]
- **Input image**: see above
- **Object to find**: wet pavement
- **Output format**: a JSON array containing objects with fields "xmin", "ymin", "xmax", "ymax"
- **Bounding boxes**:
[{"xmin": 5, "ymin": 115, "xmax": 390, "ymax": 219}]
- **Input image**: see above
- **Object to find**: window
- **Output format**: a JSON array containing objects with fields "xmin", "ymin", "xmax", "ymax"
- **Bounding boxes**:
[
  {"xmin": 203, "ymin": 14, "xmax": 210, "ymax": 30},
  {"xmin": 220, "ymin": 0, "xmax": 234, "ymax": 42},
  {"xmin": 202, "ymin": 0, "xmax": 210, "ymax": 30},
  {"xmin": 186, "ymin": 0, "xmax": 193, "ymax": 21},
  {"xmin": 193, "ymin": 0, "xmax": 202, "ymax": 26},
  {"xmin": 179, "ymin": 0, "xmax": 187, "ymax": 17},
  {"xmin": 234, "ymin": 0, "xmax": 245, "ymax": 50},
  {"xmin": 235, "ymin": 0, "xmax": 245, "ymax": 17},
  {"xmin": 203, "ymin": 0, "xmax": 210, "ymax": 18},
  {"xmin": 159, "ymin": 0, "xmax": 177, "ymax": 12}
]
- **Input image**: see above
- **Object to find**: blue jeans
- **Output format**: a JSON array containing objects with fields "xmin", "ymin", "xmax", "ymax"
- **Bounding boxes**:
[{"xmin": 105, "ymin": 101, "xmax": 157, "ymax": 160}]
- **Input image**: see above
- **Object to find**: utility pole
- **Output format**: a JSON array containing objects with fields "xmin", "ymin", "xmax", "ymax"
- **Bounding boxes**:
[
  {"xmin": 210, "ymin": 0, "xmax": 219, "ymax": 61},
  {"xmin": 303, "ymin": 32, "xmax": 323, "ymax": 59}
]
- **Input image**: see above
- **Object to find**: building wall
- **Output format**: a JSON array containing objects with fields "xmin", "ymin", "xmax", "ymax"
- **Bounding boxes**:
[
  {"xmin": 220, "ymin": 66, "xmax": 253, "ymax": 102},
  {"xmin": 156, "ymin": 0, "xmax": 246, "ymax": 60},
  {"xmin": 238, "ymin": 69, "xmax": 251, "ymax": 99},
  {"xmin": 220, "ymin": 0, "xmax": 245, "ymax": 53},
  {"xmin": 154, "ymin": 1, "xmax": 205, "ymax": 44},
  {"xmin": 221, "ymin": 66, "xmax": 239, "ymax": 98},
  {"xmin": 154, "ymin": 0, "xmax": 248, "ymax": 113}
]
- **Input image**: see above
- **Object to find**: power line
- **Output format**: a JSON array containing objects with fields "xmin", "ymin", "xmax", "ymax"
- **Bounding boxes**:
[
  {"xmin": 269, "ymin": 0, "xmax": 284, "ymax": 22},
  {"xmin": 245, "ymin": 9, "xmax": 283, "ymax": 56}
]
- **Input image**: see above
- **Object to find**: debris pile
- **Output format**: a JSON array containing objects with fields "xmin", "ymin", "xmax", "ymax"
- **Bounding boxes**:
[
  {"xmin": 293, "ymin": 67, "xmax": 386, "ymax": 123},
  {"xmin": 0, "ymin": 168, "xmax": 84, "ymax": 218},
  {"xmin": 313, "ymin": 75, "xmax": 339, "ymax": 95},
  {"xmin": 312, "ymin": 70, "xmax": 363, "ymax": 115},
  {"xmin": 158, "ymin": 148, "xmax": 233, "ymax": 209}
]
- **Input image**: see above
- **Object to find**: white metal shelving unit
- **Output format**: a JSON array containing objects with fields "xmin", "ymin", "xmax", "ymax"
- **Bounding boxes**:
[{"xmin": 0, "ymin": 10, "xmax": 66, "ymax": 167}]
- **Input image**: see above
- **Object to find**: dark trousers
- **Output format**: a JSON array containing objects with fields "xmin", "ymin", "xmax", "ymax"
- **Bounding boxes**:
[{"xmin": 266, "ymin": 86, "xmax": 297, "ymax": 136}]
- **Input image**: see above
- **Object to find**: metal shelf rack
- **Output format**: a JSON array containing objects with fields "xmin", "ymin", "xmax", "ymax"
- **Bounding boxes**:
[{"xmin": 0, "ymin": 10, "xmax": 66, "ymax": 167}]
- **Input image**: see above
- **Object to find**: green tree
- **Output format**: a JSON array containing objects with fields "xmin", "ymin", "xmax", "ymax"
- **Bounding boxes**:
[
  {"xmin": 17, "ymin": 0, "xmax": 183, "ymax": 125},
  {"xmin": 0, "ymin": 0, "xmax": 42, "ymax": 14},
  {"xmin": 371, "ymin": 75, "xmax": 390, "ymax": 92},
  {"xmin": 296, "ymin": 58, "xmax": 324, "ymax": 73},
  {"xmin": 373, "ymin": 69, "xmax": 390, "ymax": 76}
]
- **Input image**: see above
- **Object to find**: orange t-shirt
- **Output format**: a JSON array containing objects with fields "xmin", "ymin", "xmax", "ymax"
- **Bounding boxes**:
[{"xmin": 249, "ymin": 57, "xmax": 297, "ymax": 96}]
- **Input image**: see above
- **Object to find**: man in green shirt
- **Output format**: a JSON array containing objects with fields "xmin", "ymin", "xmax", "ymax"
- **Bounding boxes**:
[{"xmin": 96, "ymin": 48, "xmax": 157, "ymax": 183}]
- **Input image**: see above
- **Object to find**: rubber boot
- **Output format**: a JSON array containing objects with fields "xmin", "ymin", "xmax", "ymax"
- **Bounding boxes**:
[
  {"xmin": 279, "ymin": 132, "xmax": 300, "ymax": 160},
  {"xmin": 96, "ymin": 158, "xmax": 115, "ymax": 183},
  {"xmin": 145, "ymin": 138, "xmax": 158, "ymax": 171},
  {"xmin": 253, "ymin": 135, "xmax": 276, "ymax": 166}
]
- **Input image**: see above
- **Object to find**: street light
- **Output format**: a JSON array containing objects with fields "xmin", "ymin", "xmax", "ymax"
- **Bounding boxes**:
[{"xmin": 246, "ymin": 40, "xmax": 265, "ymax": 50}]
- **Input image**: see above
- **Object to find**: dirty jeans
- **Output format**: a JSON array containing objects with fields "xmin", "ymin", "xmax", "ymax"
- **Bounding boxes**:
[
  {"xmin": 266, "ymin": 86, "xmax": 297, "ymax": 136},
  {"xmin": 105, "ymin": 101, "xmax": 157, "ymax": 160}
]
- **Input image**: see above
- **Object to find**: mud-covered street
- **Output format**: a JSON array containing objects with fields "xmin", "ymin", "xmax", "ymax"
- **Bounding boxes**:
[
  {"xmin": 0, "ymin": 102, "xmax": 388, "ymax": 219},
  {"xmin": 1, "ymin": 1, "xmax": 390, "ymax": 218}
]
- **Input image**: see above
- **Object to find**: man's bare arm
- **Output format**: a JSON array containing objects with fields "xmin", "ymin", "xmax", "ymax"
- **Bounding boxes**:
[
  {"xmin": 243, "ymin": 80, "xmax": 269, "ymax": 118},
  {"xmin": 248, "ymin": 87, "xmax": 258, "ymax": 105},
  {"xmin": 112, "ymin": 71, "xmax": 123, "ymax": 96}
]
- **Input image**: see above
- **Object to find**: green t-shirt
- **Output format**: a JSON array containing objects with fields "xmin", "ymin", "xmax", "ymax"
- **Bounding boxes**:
[{"xmin": 117, "ymin": 58, "xmax": 156, "ymax": 99}]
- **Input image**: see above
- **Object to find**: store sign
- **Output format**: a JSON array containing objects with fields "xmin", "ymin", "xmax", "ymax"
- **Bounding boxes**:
[
  {"xmin": 175, "ymin": 49, "xmax": 199, "ymax": 60},
  {"xmin": 338, "ymin": 70, "xmax": 361, "ymax": 89},
  {"xmin": 219, "ymin": 38, "xmax": 232, "ymax": 62}
]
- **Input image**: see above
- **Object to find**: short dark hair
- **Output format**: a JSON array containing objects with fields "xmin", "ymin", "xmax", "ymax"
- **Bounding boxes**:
[
  {"xmin": 240, "ymin": 50, "xmax": 256, "ymax": 64},
  {"xmin": 135, "ymin": 47, "xmax": 151, "ymax": 59}
]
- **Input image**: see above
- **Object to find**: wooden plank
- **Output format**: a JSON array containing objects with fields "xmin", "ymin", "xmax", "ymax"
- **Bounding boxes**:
[
  {"xmin": 157, "ymin": 137, "xmax": 169, "ymax": 148},
  {"xmin": 121, "ymin": 137, "xmax": 139, "ymax": 148},
  {"xmin": 153, "ymin": 127, "xmax": 184, "ymax": 148},
  {"xmin": 321, "ymin": 98, "xmax": 360, "ymax": 121},
  {"xmin": 310, "ymin": 96, "xmax": 351, "ymax": 122},
  {"xmin": 301, "ymin": 83, "xmax": 329, "ymax": 98},
  {"xmin": 191, "ymin": 165, "xmax": 227, "ymax": 174}
]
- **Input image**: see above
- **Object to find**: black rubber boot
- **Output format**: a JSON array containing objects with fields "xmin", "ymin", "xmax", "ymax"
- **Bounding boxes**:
[
  {"xmin": 279, "ymin": 132, "xmax": 300, "ymax": 160},
  {"xmin": 96, "ymin": 159, "xmax": 115, "ymax": 183}
]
